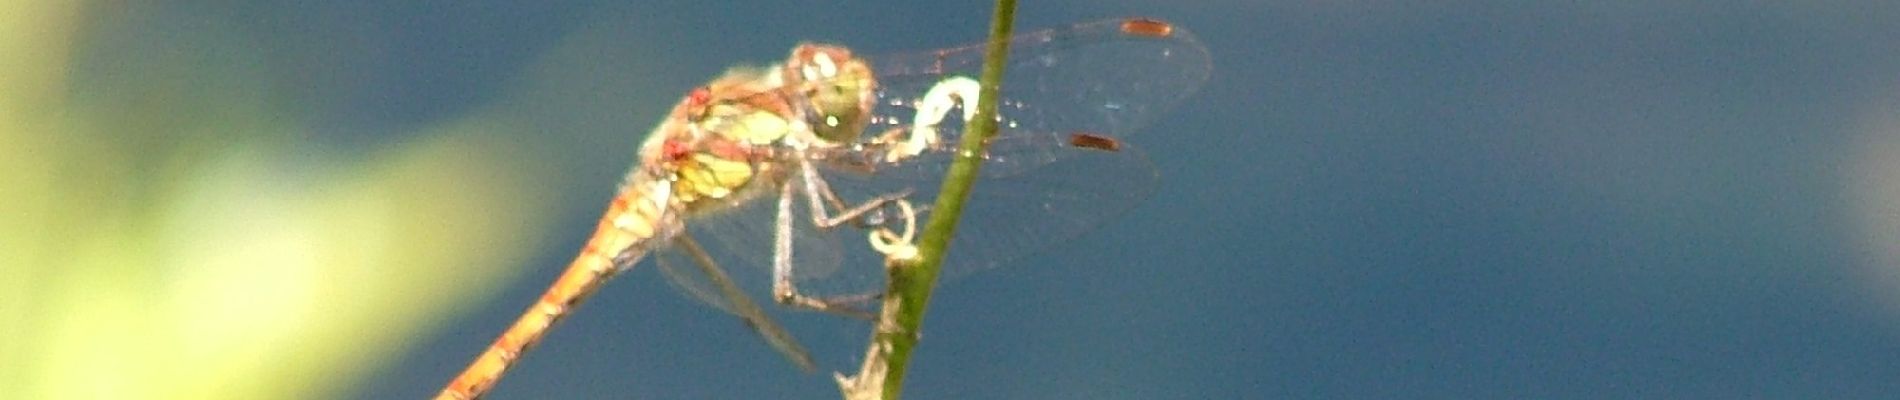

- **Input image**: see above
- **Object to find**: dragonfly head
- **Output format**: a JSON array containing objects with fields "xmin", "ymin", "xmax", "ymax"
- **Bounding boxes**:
[{"xmin": 783, "ymin": 44, "xmax": 876, "ymax": 146}]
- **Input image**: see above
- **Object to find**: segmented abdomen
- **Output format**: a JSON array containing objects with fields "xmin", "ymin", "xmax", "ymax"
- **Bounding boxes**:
[{"xmin": 437, "ymin": 175, "xmax": 677, "ymax": 400}]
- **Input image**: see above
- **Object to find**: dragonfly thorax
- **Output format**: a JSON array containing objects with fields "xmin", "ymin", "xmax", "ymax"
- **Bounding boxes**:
[{"xmin": 634, "ymin": 43, "xmax": 886, "ymax": 215}]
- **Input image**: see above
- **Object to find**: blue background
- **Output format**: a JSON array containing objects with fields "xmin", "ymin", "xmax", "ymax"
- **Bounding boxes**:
[{"xmin": 222, "ymin": 1, "xmax": 1900, "ymax": 398}]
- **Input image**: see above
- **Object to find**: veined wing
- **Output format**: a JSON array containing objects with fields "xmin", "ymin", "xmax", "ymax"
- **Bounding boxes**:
[
  {"xmin": 820, "ymin": 18, "xmax": 1208, "ymax": 276},
  {"xmin": 822, "ymin": 133, "xmax": 1160, "ymax": 277},
  {"xmin": 656, "ymin": 180, "xmax": 863, "ymax": 311},
  {"xmin": 854, "ymin": 17, "xmax": 1210, "ymax": 180},
  {"xmin": 658, "ymin": 18, "xmax": 1209, "ymax": 319}
]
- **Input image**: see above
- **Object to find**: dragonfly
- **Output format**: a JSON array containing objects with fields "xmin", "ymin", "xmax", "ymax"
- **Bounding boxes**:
[{"xmin": 437, "ymin": 17, "xmax": 1210, "ymax": 399}]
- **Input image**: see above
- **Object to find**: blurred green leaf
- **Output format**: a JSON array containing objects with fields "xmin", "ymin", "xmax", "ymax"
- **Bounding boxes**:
[{"xmin": 0, "ymin": 4, "xmax": 578, "ymax": 399}]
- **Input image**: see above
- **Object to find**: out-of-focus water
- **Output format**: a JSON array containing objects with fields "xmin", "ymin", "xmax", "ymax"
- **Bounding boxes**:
[{"xmin": 12, "ymin": 1, "xmax": 1900, "ymax": 399}]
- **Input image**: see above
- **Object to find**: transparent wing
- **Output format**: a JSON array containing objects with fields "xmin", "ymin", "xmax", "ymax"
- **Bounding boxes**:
[
  {"xmin": 657, "ymin": 175, "xmax": 900, "ymax": 314},
  {"xmin": 858, "ymin": 17, "xmax": 1210, "ymax": 179},
  {"xmin": 662, "ymin": 18, "xmax": 1207, "ymax": 311},
  {"xmin": 651, "ymin": 233, "xmax": 819, "ymax": 372},
  {"xmin": 655, "ymin": 181, "xmax": 877, "ymax": 314},
  {"xmin": 822, "ymin": 134, "xmax": 1158, "ymax": 277},
  {"xmin": 814, "ymin": 18, "xmax": 1206, "ymax": 276}
]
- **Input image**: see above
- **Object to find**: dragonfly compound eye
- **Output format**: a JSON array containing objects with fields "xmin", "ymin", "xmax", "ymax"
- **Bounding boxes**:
[{"xmin": 787, "ymin": 44, "xmax": 877, "ymax": 144}]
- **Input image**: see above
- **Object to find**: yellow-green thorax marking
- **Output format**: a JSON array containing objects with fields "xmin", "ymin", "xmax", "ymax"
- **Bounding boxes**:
[{"xmin": 625, "ymin": 44, "xmax": 878, "ymax": 218}]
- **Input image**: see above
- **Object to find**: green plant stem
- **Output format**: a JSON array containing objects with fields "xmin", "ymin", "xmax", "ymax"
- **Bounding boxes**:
[{"xmin": 876, "ymin": 0, "xmax": 1016, "ymax": 398}]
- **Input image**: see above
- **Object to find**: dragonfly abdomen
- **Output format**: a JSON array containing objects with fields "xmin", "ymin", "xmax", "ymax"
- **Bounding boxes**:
[{"xmin": 438, "ymin": 176, "xmax": 679, "ymax": 400}]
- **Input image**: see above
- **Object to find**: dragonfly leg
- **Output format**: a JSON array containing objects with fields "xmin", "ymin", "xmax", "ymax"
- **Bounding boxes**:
[
  {"xmin": 799, "ymin": 159, "xmax": 914, "ymax": 230},
  {"xmin": 669, "ymin": 233, "xmax": 818, "ymax": 372},
  {"xmin": 866, "ymin": 198, "xmax": 920, "ymax": 261},
  {"xmin": 773, "ymin": 178, "xmax": 880, "ymax": 320}
]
